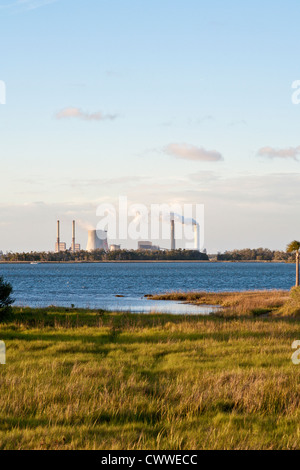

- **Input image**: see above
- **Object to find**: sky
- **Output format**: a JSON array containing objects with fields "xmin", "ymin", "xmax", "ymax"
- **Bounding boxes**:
[{"xmin": 1, "ymin": 0, "xmax": 300, "ymax": 252}]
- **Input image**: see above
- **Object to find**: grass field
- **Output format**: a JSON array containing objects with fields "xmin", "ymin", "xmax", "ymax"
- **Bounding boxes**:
[{"xmin": 1, "ymin": 297, "xmax": 300, "ymax": 450}]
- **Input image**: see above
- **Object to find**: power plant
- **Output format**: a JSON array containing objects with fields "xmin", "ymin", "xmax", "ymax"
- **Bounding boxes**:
[
  {"xmin": 55, "ymin": 221, "xmax": 108, "ymax": 253},
  {"xmin": 54, "ymin": 218, "xmax": 200, "ymax": 253},
  {"xmin": 86, "ymin": 230, "xmax": 108, "ymax": 252},
  {"xmin": 170, "ymin": 216, "xmax": 200, "ymax": 252},
  {"xmin": 55, "ymin": 220, "xmax": 81, "ymax": 253},
  {"xmin": 193, "ymin": 223, "xmax": 200, "ymax": 252},
  {"xmin": 55, "ymin": 220, "xmax": 60, "ymax": 253},
  {"xmin": 110, "ymin": 244, "xmax": 121, "ymax": 252},
  {"xmin": 71, "ymin": 220, "xmax": 76, "ymax": 253},
  {"xmin": 138, "ymin": 241, "xmax": 160, "ymax": 251},
  {"xmin": 171, "ymin": 217, "xmax": 176, "ymax": 251}
]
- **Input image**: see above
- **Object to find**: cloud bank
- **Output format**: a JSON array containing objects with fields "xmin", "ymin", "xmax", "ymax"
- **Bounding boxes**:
[
  {"xmin": 164, "ymin": 143, "xmax": 223, "ymax": 162},
  {"xmin": 257, "ymin": 146, "xmax": 300, "ymax": 161},
  {"xmin": 55, "ymin": 107, "xmax": 118, "ymax": 122}
]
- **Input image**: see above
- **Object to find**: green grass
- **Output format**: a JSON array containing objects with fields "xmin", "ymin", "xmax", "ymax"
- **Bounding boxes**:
[{"xmin": 1, "ymin": 307, "xmax": 300, "ymax": 449}]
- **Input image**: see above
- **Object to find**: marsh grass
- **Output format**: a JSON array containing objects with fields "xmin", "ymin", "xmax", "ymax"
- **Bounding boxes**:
[
  {"xmin": 1, "ymin": 306, "xmax": 300, "ymax": 449},
  {"xmin": 276, "ymin": 288, "xmax": 300, "ymax": 317},
  {"xmin": 150, "ymin": 290, "xmax": 289, "ymax": 316}
]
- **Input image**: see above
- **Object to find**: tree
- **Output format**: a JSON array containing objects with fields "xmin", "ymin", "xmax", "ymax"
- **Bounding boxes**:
[
  {"xmin": 287, "ymin": 241, "xmax": 300, "ymax": 287},
  {"xmin": 0, "ymin": 276, "xmax": 14, "ymax": 309}
]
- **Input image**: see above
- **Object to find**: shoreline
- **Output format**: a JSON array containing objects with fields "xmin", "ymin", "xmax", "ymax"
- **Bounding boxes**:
[
  {"xmin": 0, "ymin": 260, "xmax": 290, "ymax": 264},
  {"xmin": 9, "ymin": 289, "xmax": 291, "ymax": 315}
]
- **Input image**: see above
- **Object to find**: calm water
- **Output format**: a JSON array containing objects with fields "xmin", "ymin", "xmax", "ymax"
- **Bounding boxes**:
[{"xmin": 0, "ymin": 262, "xmax": 295, "ymax": 314}]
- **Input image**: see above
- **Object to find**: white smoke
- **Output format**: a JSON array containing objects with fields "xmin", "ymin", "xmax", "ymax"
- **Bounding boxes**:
[
  {"xmin": 77, "ymin": 219, "xmax": 94, "ymax": 231},
  {"xmin": 170, "ymin": 212, "xmax": 198, "ymax": 226}
]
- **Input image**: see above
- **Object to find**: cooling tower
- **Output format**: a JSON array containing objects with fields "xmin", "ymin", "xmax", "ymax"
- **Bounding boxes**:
[
  {"xmin": 171, "ymin": 218, "xmax": 175, "ymax": 251},
  {"xmin": 86, "ymin": 230, "xmax": 108, "ymax": 252}
]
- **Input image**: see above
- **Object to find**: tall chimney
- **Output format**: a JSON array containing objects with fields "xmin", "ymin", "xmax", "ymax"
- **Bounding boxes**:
[
  {"xmin": 56, "ymin": 220, "xmax": 60, "ymax": 253},
  {"xmin": 194, "ymin": 224, "xmax": 200, "ymax": 251},
  {"xmin": 72, "ymin": 220, "xmax": 76, "ymax": 252},
  {"xmin": 171, "ymin": 217, "xmax": 175, "ymax": 251}
]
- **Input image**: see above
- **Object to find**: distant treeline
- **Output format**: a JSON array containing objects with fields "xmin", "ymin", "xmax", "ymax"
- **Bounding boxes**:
[
  {"xmin": 1, "ymin": 249, "xmax": 209, "ymax": 263},
  {"xmin": 1, "ymin": 248, "xmax": 294, "ymax": 263},
  {"xmin": 217, "ymin": 248, "xmax": 294, "ymax": 262}
]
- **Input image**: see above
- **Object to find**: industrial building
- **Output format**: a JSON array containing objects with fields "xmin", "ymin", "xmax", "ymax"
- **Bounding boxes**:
[
  {"xmin": 55, "ymin": 221, "xmax": 65, "ymax": 253},
  {"xmin": 138, "ymin": 241, "xmax": 160, "ymax": 251},
  {"xmin": 71, "ymin": 220, "xmax": 76, "ymax": 252},
  {"xmin": 54, "ymin": 218, "xmax": 200, "ymax": 254},
  {"xmin": 170, "ymin": 216, "xmax": 201, "ymax": 252},
  {"xmin": 55, "ymin": 220, "xmax": 81, "ymax": 253},
  {"xmin": 55, "ymin": 242, "xmax": 67, "ymax": 253},
  {"xmin": 193, "ymin": 224, "xmax": 200, "ymax": 252},
  {"xmin": 55, "ymin": 221, "xmax": 107, "ymax": 253},
  {"xmin": 86, "ymin": 230, "xmax": 108, "ymax": 252},
  {"xmin": 110, "ymin": 244, "xmax": 121, "ymax": 252},
  {"xmin": 171, "ymin": 218, "xmax": 175, "ymax": 251}
]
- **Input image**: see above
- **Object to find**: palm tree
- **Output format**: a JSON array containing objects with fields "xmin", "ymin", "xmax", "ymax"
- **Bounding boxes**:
[{"xmin": 287, "ymin": 241, "xmax": 300, "ymax": 287}]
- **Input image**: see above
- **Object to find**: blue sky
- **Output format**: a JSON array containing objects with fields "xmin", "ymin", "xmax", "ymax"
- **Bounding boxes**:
[{"xmin": 1, "ymin": 0, "xmax": 300, "ymax": 252}]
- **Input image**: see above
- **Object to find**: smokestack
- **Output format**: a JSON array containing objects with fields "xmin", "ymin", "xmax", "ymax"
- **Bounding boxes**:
[
  {"xmin": 57, "ymin": 220, "xmax": 60, "ymax": 253},
  {"xmin": 72, "ymin": 220, "xmax": 76, "ymax": 252},
  {"xmin": 171, "ymin": 217, "xmax": 175, "ymax": 251},
  {"xmin": 194, "ymin": 224, "xmax": 200, "ymax": 251}
]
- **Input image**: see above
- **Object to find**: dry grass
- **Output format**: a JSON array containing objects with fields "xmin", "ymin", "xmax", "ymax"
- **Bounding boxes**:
[
  {"xmin": 149, "ymin": 290, "xmax": 290, "ymax": 316},
  {"xmin": 0, "ymin": 308, "xmax": 300, "ymax": 449},
  {"xmin": 275, "ymin": 288, "xmax": 300, "ymax": 317}
]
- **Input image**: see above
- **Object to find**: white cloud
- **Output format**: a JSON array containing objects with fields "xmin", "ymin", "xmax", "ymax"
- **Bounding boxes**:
[
  {"xmin": 55, "ymin": 107, "xmax": 118, "ymax": 122},
  {"xmin": 257, "ymin": 146, "xmax": 300, "ymax": 161},
  {"xmin": 164, "ymin": 143, "xmax": 224, "ymax": 162},
  {"xmin": 68, "ymin": 175, "xmax": 150, "ymax": 189}
]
